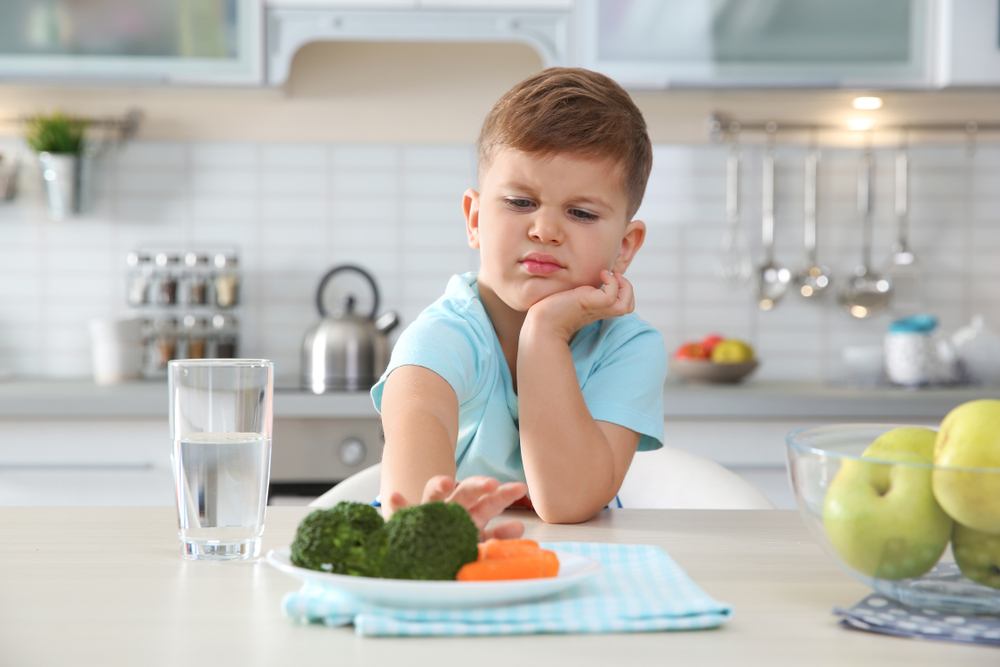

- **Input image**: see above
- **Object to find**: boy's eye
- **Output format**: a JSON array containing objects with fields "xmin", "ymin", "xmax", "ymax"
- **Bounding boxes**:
[
  {"xmin": 569, "ymin": 208, "xmax": 598, "ymax": 222},
  {"xmin": 506, "ymin": 197, "xmax": 534, "ymax": 210}
]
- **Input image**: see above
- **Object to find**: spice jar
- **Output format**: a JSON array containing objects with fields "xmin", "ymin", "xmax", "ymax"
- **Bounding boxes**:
[
  {"xmin": 213, "ymin": 252, "xmax": 240, "ymax": 308},
  {"xmin": 153, "ymin": 252, "xmax": 180, "ymax": 306},
  {"xmin": 182, "ymin": 252, "xmax": 210, "ymax": 306},
  {"xmin": 211, "ymin": 314, "xmax": 239, "ymax": 358},
  {"xmin": 153, "ymin": 316, "xmax": 179, "ymax": 367},
  {"xmin": 182, "ymin": 314, "xmax": 208, "ymax": 359},
  {"xmin": 125, "ymin": 251, "xmax": 153, "ymax": 306}
]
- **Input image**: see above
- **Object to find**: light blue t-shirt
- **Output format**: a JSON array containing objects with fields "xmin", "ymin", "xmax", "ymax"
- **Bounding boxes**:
[{"xmin": 370, "ymin": 272, "xmax": 666, "ymax": 485}]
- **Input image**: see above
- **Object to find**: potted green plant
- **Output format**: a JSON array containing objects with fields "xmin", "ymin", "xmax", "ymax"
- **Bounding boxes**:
[{"xmin": 24, "ymin": 111, "xmax": 87, "ymax": 220}]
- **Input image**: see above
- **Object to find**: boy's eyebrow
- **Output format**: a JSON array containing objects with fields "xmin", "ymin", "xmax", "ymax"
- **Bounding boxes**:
[{"xmin": 498, "ymin": 181, "xmax": 613, "ymax": 210}]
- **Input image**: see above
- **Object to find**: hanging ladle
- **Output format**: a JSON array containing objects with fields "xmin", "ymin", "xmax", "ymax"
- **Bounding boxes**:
[
  {"xmin": 838, "ymin": 147, "xmax": 892, "ymax": 319},
  {"xmin": 754, "ymin": 143, "xmax": 790, "ymax": 310},
  {"xmin": 793, "ymin": 143, "xmax": 833, "ymax": 298},
  {"xmin": 888, "ymin": 140, "xmax": 917, "ymax": 268},
  {"xmin": 714, "ymin": 141, "xmax": 752, "ymax": 288}
]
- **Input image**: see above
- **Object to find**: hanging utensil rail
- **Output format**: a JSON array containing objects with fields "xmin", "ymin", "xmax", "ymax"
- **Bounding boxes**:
[
  {"xmin": 0, "ymin": 109, "xmax": 142, "ymax": 142},
  {"xmin": 708, "ymin": 115, "xmax": 999, "ymax": 143}
]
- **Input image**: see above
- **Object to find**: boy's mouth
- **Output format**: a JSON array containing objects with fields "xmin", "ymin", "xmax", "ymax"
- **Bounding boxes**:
[{"xmin": 519, "ymin": 253, "xmax": 564, "ymax": 275}]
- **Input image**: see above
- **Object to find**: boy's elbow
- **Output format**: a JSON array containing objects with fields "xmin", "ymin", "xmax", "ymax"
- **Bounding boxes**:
[{"xmin": 532, "ymin": 499, "xmax": 603, "ymax": 525}]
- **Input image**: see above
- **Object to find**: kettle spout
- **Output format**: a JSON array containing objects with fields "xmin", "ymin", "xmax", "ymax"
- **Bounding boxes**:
[{"xmin": 375, "ymin": 311, "xmax": 400, "ymax": 334}]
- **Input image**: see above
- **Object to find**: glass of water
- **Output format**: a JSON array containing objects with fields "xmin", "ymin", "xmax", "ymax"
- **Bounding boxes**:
[{"xmin": 168, "ymin": 359, "xmax": 273, "ymax": 560}]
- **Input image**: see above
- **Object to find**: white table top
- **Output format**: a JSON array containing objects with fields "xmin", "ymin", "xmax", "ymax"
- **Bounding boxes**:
[{"xmin": 1, "ymin": 507, "xmax": 995, "ymax": 666}]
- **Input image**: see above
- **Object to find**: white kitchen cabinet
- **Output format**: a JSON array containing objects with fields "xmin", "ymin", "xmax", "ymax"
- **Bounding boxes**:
[
  {"xmin": 577, "ymin": 0, "xmax": 935, "ymax": 89},
  {"xmin": 0, "ymin": 418, "xmax": 174, "ymax": 506},
  {"xmin": 658, "ymin": 415, "xmax": 941, "ymax": 510},
  {"xmin": 0, "ymin": 413, "xmax": 383, "ymax": 506},
  {"xmin": 265, "ymin": 3, "xmax": 571, "ymax": 85},
  {"xmin": 940, "ymin": 0, "xmax": 1000, "ymax": 86},
  {"xmin": 265, "ymin": 1, "xmax": 572, "ymax": 10},
  {"xmin": 0, "ymin": 0, "xmax": 264, "ymax": 85}
]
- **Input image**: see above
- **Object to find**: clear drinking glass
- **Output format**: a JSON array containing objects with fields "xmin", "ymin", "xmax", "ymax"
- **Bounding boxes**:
[{"xmin": 168, "ymin": 359, "xmax": 273, "ymax": 560}]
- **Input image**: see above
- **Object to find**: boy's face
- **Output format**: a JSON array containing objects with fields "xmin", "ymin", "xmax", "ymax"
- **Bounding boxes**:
[{"xmin": 464, "ymin": 148, "xmax": 645, "ymax": 313}]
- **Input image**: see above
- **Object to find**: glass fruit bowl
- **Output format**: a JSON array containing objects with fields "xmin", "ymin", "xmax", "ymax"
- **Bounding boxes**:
[{"xmin": 786, "ymin": 424, "xmax": 1000, "ymax": 615}]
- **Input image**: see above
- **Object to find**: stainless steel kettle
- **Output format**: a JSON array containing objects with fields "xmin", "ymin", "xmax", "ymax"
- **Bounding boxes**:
[{"xmin": 300, "ymin": 265, "xmax": 399, "ymax": 393}]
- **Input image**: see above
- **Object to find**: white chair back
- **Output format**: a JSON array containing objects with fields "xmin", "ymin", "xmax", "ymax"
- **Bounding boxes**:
[
  {"xmin": 309, "ymin": 463, "xmax": 382, "ymax": 508},
  {"xmin": 310, "ymin": 445, "xmax": 775, "ymax": 511},
  {"xmin": 617, "ymin": 445, "xmax": 775, "ymax": 509}
]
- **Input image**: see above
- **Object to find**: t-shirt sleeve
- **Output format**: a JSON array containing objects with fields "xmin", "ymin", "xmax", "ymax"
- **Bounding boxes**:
[
  {"xmin": 371, "ymin": 314, "xmax": 485, "ymax": 413},
  {"xmin": 581, "ymin": 323, "xmax": 666, "ymax": 451}
]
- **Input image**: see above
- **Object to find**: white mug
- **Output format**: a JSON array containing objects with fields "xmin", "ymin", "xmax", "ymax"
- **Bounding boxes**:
[{"xmin": 88, "ymin": 317, "xmax": 145, "ymax": 384}]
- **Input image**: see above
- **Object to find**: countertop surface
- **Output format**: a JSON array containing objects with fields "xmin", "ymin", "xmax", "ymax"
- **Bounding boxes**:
[
  {"xmin": 1, "ymin": 377, "xmax": 999, "ymax": 420},
  {"xmin": 1, "ymin": 506, "xmax": 995, "ymax": 666}
]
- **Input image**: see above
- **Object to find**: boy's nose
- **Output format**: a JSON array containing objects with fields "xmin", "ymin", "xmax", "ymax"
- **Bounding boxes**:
[{"xmin": 527, "ymin": 209, "xmax": 563, "ymax": 244}]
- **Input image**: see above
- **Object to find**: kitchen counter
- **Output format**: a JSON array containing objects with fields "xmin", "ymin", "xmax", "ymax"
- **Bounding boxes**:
[
  {"xmin": 0, "ymin": 378, "xmax": 380, "ymax": 419},
  {"xmin": 1, "ymin": 506, "xmax": 994, "ymax": 666},
  {"xmin": 2, "ymin": 377, "xmax": 998, "ymax": 420}
]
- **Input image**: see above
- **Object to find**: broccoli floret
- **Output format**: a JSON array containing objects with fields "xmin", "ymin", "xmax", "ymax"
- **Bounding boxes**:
[
  {"xmin": 289, "ymin": 502, "xmax": 386, "ymax": 577},
  {"xmin": 382, "ymin": 501, "xmax": 479, "ymax": 581}
]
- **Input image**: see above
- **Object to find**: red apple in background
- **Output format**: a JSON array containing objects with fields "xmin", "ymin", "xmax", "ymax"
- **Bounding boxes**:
[
  {"xmin": 674, "ymin": 342, "xmax": 710, "ymax": 360},
  {"xmin": 701, "ymin": 335, "xmax": 724, "ymax": 355}
]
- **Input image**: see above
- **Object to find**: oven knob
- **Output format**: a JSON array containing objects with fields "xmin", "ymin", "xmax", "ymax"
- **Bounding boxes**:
[{"xmin": 338, "ymin": 438, "xmax": 366, "ymax": 467}]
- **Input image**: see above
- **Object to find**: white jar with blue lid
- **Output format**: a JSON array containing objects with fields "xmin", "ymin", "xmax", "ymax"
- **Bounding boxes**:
[{"xmin": 884, "ymin": 314, "xmax": 940, "ymax": 386}]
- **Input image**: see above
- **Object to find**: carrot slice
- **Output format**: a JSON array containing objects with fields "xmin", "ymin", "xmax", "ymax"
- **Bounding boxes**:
[
  {"xmin": 457, "ymin": 550, "xmax": 560, "ymax": 581},
  {"xmin": 478, "ymin": 538, "xmax": 541, "ymax": 561}
]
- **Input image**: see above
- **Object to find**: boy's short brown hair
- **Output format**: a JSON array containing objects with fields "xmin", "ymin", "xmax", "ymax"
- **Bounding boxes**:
[{"xmin": 477, "ymin": 67, "xmax": 652, "ymax": 220}]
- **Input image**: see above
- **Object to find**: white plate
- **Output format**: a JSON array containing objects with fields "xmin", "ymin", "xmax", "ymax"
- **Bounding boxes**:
[{"xmin": 266, "ymin": 547, "xmax": 602, "ymax": 608}]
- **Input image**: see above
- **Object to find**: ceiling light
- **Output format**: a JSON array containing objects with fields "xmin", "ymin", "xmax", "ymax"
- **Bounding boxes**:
[
  {"xmin": 853, "ymin": 96, "xmax": 883, "ymax": 110},
  {"xmin": 848, "ymin": 118, "xmax": 876, "ymax": 131}
]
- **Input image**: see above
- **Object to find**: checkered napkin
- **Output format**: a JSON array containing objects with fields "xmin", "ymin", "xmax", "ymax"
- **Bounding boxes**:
[
  {"xmin": 834, "ymin": 580, "xmax": 1000, "ymax": 647},
  {"xmin": 281, "ymin": 542, "xmax": 733, "ymax": 637}
]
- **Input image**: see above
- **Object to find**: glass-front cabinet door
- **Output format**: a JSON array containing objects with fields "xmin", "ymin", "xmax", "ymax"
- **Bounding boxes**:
[
  {"xmin": 0, "ymin": 0, "xmax": 262, "ymax": 84},
  {"xmin": 578, "ymin": 0, "xmax": 932, "ymax": 89}
]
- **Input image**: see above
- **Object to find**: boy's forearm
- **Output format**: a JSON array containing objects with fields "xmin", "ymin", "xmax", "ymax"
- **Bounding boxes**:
[
  {"xmin": 379, "ymin": 367, "xmax": 459, "ymax": 518},
  {"xmin": 516, "ymin": 322, "xmax": 629, "ymax": 523}
]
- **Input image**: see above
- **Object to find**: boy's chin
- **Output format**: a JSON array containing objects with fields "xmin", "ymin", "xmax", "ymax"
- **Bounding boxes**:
[{"xmin": 508, "ymin": 286, "xmax": 575, "ymax": 312}]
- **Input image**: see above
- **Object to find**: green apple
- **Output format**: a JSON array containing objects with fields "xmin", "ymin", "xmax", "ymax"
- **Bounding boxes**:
[
  {"xmin": 823, "ymin": 427, "xmax": 953, "ymax": 580},
  {"xmin": 864, "ymin": 426, "xmax": 937, "ymax": 461},
  {"xmin": 952, "ymin": 522, "xmax": 1000, "ymax": 589},
  {"xmin": 932, "ymin": 399, "xmax": 1000, "ymax": 534}
]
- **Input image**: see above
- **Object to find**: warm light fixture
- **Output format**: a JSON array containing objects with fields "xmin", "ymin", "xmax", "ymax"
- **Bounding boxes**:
[
  {"xmin": 853, "ymin": 96, "xmax": 883, "ymax": 110},
  {"xmin": 848, "ymin": 118, "xmax": 876, "ymax": 131}
]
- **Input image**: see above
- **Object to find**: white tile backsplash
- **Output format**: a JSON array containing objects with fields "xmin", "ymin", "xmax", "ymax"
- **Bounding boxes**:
[{"xmin": 1, "ymin": 140, "xmax": 999, "ymax": 380}]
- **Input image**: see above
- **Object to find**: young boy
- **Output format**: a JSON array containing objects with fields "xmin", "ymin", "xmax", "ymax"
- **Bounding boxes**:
[{"xmin": 371, "ymin": 68, "xmax": 665, "ymax": 533}]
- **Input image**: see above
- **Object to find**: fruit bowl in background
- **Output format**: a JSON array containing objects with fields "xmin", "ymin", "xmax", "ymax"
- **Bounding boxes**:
[
  {"xmin": 668, "ymin": 358, "xmax": 758, "ymax": 384},
  {"xmin": 786, "ymin": 424, "xmax": 1000, "ymax": 615}
]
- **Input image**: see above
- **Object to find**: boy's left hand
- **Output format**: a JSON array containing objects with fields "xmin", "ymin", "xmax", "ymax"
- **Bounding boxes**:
[
  {"xmin": 526, "ymin": 269, "xmax": 634, "ymax": 342},
  {"xmin": 385, "ymin": 475, "xmax": 528, "ymax": 542}
]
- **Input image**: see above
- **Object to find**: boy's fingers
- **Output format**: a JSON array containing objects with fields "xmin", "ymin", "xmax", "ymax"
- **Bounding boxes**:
[
  {"xmin": 601, "ymin": 270, "xmax": 618, "ymax": 301},
  {"xmin": 386, "ymin": 491, "xmax": 411, "ymax": 513},
  {"xmin": 616, "ymin": 275, "xmax": 635, "ymax": 313},
  {"xmin": 421, "ymin": 475, "xmax": 457, "ymax": 503},
  {"xmin": 465, "ymin": 481, "xmax": 528, "ymax": 526},
  {"xmin": 484, "ymin": 518, "xmax": 525, "ymax": 541},
  {"xmin": 445, "ymin": 476, "xmax": 499, "ymax": 507}
]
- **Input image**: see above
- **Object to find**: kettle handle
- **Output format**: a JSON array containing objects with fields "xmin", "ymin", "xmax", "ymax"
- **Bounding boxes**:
[{"xmin": 316, "ymin": 264, "xmax": 379, "ymax": 319}]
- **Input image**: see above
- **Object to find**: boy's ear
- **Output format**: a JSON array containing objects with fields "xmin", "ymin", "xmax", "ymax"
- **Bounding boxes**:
[
  {"xmin": 613, "ymin": 219, "xmax": 646, "ymax": 274},
  {"xmin": 463, "ymin": 188, "xmax": 481, "ymax": 249}
]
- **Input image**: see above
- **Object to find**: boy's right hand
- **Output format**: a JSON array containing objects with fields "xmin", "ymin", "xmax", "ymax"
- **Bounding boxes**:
[
  {"xmin": 525, "ymin": 269, "xmax": 635, "ymax": 343},
  {"xmin": 385, "ymin": 475, "xmax": 528, "ymax": 542}
]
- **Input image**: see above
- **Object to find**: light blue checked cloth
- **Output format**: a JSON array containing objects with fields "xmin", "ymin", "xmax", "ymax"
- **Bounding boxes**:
[{"xmin": 281, "ymin": 542, "xmax": 733, "ymax": 637}]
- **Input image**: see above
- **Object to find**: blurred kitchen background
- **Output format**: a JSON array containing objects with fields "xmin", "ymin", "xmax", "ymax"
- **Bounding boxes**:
[{"xmin": 1, "ymin": 0, "xmax": 999, "ymax": 509}]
